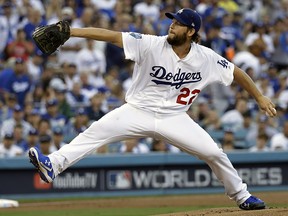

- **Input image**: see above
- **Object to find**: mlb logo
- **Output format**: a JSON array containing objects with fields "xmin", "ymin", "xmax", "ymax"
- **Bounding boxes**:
[{"xmin": 107, "ymin": 170, "xmax": 132, "ymax": 189}]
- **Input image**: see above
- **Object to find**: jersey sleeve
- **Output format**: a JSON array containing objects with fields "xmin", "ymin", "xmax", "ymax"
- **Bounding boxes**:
[
  {"xmin": 122, "ymin": 32, "xmax": 152, "ymax": 64},
  {"xmin": 209, "ymin": 52, "xmax": 235, "ymax": 86}
]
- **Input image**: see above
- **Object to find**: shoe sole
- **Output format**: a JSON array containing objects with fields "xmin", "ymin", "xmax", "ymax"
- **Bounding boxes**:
[
  {"xmin": 29, "ymin": 148, "xmax": 52, "ymax": 183},
  {"xmin": 239, "ymin": 203, "xmax": 266, "ymax": 210}
]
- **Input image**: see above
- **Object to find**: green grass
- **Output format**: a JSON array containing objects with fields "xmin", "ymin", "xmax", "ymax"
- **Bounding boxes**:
[
  {"xmin": 1, "ymin": 203, "xmax": 286, "ymax": 216},
  {"xmin": 0, "ymin": 206, "xmax": 203, "ymax": 216},
  {"xmin": 1, "ymin": 193, "xmax": 286, "ymax": 216}
]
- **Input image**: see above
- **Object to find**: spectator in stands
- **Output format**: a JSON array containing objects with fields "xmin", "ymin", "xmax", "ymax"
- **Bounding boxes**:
[
  {"xmin": 4, "ymin": 58, "xmax": 32, "ymax": 107},
  {"xmin": 239, "ymin": 110, "xmax": 257, "ymax": 145},
  {"xmin": 202, "ymin": 24, "xmax": 227, "ymax": 57},
  {"xmin": 17, "ymin": 0, "xmax": 41, "ymax": 17},
  {"xmin": 218, "ymin": 0, "xmax": 239, "ymax": 13},
  {"xmin": 45, "ymin": 0, "xmax": 63, "ymax": 24},
  {"xmin": 274, "ymin": 70, "xmax": 288, "ymax": 98},
  {"xmin": 92, "ymin": 0, "xmax": 117, "ymax": 22},
  {"xmin": 105, "ymin": 30, "xmax": 126, "ymax": 71},
  {"xmin": 1, "ymin": 104, "xmax": 32, "ymax": 139},
  {"xmin": 245, "ymin": 22, "xmax": 274, "ymax": 56},
  {"xmin": 20, "ymin": 128, "xmax": 39, "ymax": 154},
  {"xmin": 266, "ymin": 63, "xmax": 281, "ymax": 96},
  {"xmin": 95, "ymin": 145, "xmax": 109, "ymax": 154},
  {"xmin": 232, "ymin": 42, "xmax": 262, "ymax": 80},
  {"xmin": 273, "ymin": 104, "xmax": 287, "ymax": 130},
  {"xmin": 271, "ymin": 18, "xmax": 288, "ymax": 69},
  {"xmin": 26, "ymin": 108, "xmax": 41, "ymax": 129},
  {"xmin": 221, "ymin": 98, "xmax": 248, "ymax": 131},
  {"xmin": 104, "ymin": 74, "xmax": 125, "ymax": 111},
  {"xmin": 66, "ymin": 82, "xmax": 90, "ymax": 110},
  {"xmin": 58, "ymin": 7, "xmax": 84, "ymax": 64},
  {"xmin": 203, "ymin": 110, "xmax": 223, "ymax": 131},
  {"xmin": 13, "ymin": 124, "xmax": 26, "ymax": 147},
  {"xmin": 151, "ymin": 139, "xmax": 167, "ymax": 152},
  {"xmin": 41, "ymin": 98, "xmax": 68, "ymax": 130},
  {"xmin": 219, "ymin": 12, "xmax": 243, "ymax": 55},
  {"xmin": 246, "ymin": 114, "xmax": 278, "ymax": 147},
  {"xmin": 150, "ymin": 139, "xmax": 181, "ymax": 153},
  {"xmin": 0, "ymin": 1, "xmax": 20, "ymax": 60},
  {"xmin": 23, "ymin": 8, "xmax": 47, "ymax": 42},
  {"xmin": 63, "ymin": 63, "xmax": 79, "ymax": 91},
  {"xmin": 0, "ymin": 132, "xmax": 23, "ymax": 158},
  {"xmin": 23, "ymin": 100, "xmax": 34, "ymax": 119},
  {"xmin": 241, "ymin": 19, "xmax": 254, "ymax": 39},
  {"xmin": 79, "ymin": 72, "xmax": 98, "ymax": 99},
  {"xmin": 6, "ymin": 29, "xmax": 34, "ymax": 61},
  {"xmin": 221, "ymin": 128, "xmax": 236, "ymax": 152},
  {"xmin": 1, "ymin": 93, "xmax": 18, "ymax": 120},
  {"xmin": 86, "ymin": 93, "xmax": 106, "ymax": 122},
  {"xmin": 76, "ymin": 39, "xmax": 106, "ymax": 75},
  {"xmin": 26, "ymin": 50, "xmax": 45, "ymax": 82},
  {"xmin": 64, "ymin": 107, "xmax": 89, "ymax": 143},
  {"xmin": 38, "ymin": 118, "xmax": 52, "ymax": 137},
  {"xmin": 52, "ymin": 86, "xmax": 73, "ymax": 120},
  {"xmin": 50, "ymin": 127, "xmax": 66, "ymax": 151},
  {"xmin": 255, "ymin": 73, "xmax": 275, "ymax": 99},
  {"xmin": 152, "ymin": 4, "xmax": 173, "ymax": 36},
  {"xmin": 277, "ymin": 72, "xmax": 288, "ymax": 107},
  {"xmin": 133, "ymin": 0, "xmax": 160, "ymax": 24},
  {"xmin": 119, "ymin": 138, "xmax": 150, "ymax": 154},
  {"xmin": 194, "ymin": 97, "xmax": 211, "ymax": 127},
  {"xmin": 249, "ymin": 133, "xmax": 270, "ymax": 152},
  {"xmin": 38, "ymin": 134, "xmax": 52, "ymax": 155},
  {"xmin": 270, "ymin": 121, "xmax": 288, "ymax": 151},
  {"xmin": 30, "ymin": 82, "xmax": 45, "ymax": 110},
  {"xmin": 114, "ymin": 0, "xmax": 133, "ymax": 16}
]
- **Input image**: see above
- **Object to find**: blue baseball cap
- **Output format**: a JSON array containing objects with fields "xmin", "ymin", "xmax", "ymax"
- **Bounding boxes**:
[
  {"xmin": 76, "ymin": 107, "xmax": 87, "ymax": 115},
  {"xmin": 4, "ymin": 132, "xmax": 14, "ymax": 139},
  {"xmin": 39, "ymin": 134, "xmax": 51, "ymax": 143},
  {"xmin": 29, "ymin": 128, "xmax": 38, "ymax": 135},
  {"xmin": 46, "ymin": 98, "xmax": 58, "ymax": 107},
  {"xmin": 165, "ymin": 8, "xmax": 202, "ymax": 33},
  {"xmin": 14, "ymin": 104, "xmax": 23, "ymax": 112},
  {"xmin": 53, "ymin": 127, "xmax": 63, "ymax": 135}
]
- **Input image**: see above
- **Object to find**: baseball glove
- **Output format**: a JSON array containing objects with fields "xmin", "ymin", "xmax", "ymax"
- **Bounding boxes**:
[{"xmin": 32, "ymin": 20, "xmax": 70, "ymax": 55}]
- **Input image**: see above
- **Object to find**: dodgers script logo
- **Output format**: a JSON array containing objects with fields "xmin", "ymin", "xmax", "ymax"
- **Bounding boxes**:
[{"xmin": 150, "ymin": 66, "xmax": 202, "ymax": 89}]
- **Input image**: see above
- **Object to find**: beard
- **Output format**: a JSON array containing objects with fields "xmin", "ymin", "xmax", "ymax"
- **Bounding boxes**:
[{"xmin": 167, "ymin": 32, "xmax": 188, "ymax": 46}]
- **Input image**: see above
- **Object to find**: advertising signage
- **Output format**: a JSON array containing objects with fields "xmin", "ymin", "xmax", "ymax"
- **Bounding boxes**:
[{"xmin": 0, "ymin": 163, "xmax": 287, "ymax": 195}]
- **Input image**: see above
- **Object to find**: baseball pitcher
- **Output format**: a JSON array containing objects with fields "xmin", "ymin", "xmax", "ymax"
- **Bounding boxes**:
[{"xmin": 29, "ymin": 8, "xmax": 277, "ymax": 210}]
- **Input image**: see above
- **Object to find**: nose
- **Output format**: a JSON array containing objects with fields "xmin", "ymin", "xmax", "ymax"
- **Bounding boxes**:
[
  {"xmin": 171, "ymin": 19, "xmax": 177, "ymax": 27},
  {"xmin": 170, "ymin": 21, "xmax": 176, "ymax": 29}
]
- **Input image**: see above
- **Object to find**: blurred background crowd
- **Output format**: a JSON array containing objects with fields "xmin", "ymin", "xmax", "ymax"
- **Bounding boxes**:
[{"xmin": 0, "ymin": 0, "xmax": 288, "ymax": 158}]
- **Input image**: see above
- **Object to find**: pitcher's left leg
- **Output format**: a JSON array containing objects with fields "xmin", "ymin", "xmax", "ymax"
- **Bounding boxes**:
[{"xmin": 155, "ymin": 113, "xmax": 250, "ymax": 205}]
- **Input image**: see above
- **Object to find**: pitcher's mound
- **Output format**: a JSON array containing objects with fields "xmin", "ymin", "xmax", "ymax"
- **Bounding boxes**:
[{"xmin": 157, "ymin": 207, "xmax": 288, "ymax": 216}]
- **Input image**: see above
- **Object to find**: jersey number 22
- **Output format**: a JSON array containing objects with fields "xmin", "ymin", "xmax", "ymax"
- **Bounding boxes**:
[{"xmin": 176, "ymin": 87, "xmax": 200, "ymax": 105}]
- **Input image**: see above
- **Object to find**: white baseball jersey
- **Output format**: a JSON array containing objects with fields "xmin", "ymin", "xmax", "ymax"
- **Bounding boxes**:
[{"xmin": 122, "ymin": 32, "xmax": 234, "ymax": 114}]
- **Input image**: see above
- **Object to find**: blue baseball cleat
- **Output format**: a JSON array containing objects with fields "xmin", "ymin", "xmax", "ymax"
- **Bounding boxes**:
[
  {"xmin": 239, "ymin": 195, "xmax": 266, "ymax": 210},
  {"xmin": 29, "ymin": 147, "xmax": 55, "ymax": 183}
]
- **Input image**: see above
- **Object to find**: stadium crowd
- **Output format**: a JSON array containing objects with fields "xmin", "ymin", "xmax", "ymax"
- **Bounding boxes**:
[{"xmin": 0, "ymin": 0, "xmax": 288, "ymax": 158}]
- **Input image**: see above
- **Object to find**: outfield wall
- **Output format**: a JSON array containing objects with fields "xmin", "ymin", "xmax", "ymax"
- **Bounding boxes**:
[{"xmin": 0, "ymin": 151, "xmax": 288, "ymax": 199}]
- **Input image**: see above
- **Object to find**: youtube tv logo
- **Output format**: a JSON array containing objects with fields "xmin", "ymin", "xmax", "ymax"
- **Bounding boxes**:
[{"xmin": 33, "ymin": 173, "xmax": 52, "ymax": 190}]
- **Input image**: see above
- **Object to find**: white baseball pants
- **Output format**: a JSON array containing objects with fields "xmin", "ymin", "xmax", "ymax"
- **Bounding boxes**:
[{"xmin": 49, "ymin": 103, "xmax": 250, "ymax": 204}]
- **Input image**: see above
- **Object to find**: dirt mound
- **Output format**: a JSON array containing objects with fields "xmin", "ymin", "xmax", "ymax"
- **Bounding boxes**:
[{"xmin": 156, "ymin": 207, "xmax": 288, "ymax": 216}]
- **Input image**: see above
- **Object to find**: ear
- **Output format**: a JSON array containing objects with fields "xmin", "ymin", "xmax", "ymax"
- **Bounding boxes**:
[{"xmin": 187, "ymin": 28, "xmax": 196, "ymax": 37}]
